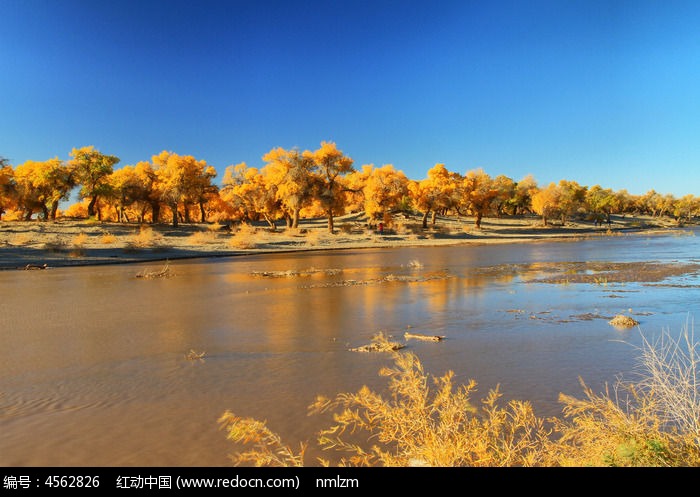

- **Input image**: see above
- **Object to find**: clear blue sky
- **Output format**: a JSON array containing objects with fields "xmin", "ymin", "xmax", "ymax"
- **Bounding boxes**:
[{"xmin": 1, "ymin": 0, "xmax": 699, "ymax": 196}]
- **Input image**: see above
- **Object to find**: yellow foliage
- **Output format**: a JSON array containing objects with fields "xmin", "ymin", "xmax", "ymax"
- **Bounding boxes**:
[
  {"xmin": 531, "ymin": 182, "xmax": 560, "ymax": 225},
  {"xmin": 408, "ymin": 164, "xmax": 460, "ymax": 226},
  {"xmin": 14, "ymin": 157, "xmax": 73, "ymax": 220},
  {"xmin": 305, "ymin": 141, "xmax": 354, "ymax": 232},
  {"xmin": 152, "ymin": 151, "xmax": 216, "ymax": 226},
  {"xmin": 64, "ymin": 201, "xmax": 89, "ymax": 219},
  {"xmin": 2, "ymin": 209, "xmax": 24, "ymax": 221},
  {"xmin": 361, "ymin": 164, "xmax": 409, "ymax": 221},
  {"xmin": 261, "ymin": 147, "xmax": 315, "ymax": 227}
]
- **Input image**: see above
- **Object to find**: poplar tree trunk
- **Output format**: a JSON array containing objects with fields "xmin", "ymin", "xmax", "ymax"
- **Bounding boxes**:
[{"xmin": 171, "ymin": 203, "xmax": 178, "ymax": 227}]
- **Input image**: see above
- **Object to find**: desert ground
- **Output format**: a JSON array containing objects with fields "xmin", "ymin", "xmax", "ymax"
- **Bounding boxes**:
[{"xmin": 0, "ymin": 212, "xmax": 685, "ymax": 270}]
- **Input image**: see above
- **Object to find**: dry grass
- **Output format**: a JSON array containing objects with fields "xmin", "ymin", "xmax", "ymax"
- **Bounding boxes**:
[
  {"xmin": 543, "ymin": 322, "xmax": 700, "ymax": 467},
  {"xmin": 305, "ymin": 230, "xmax": 330, "ymax": 247},
  {"xmin": 220, "ymin": 323, "xmax": 700, "ymax": 467},
  {"xmin": 68, "ymin": 232, "xmax": 89, "ymax": 257},
  {"xmin": 125, "ymin": 226, "xmax": 162, "ymax": 251},
  {"xmin": 220, "ymin": 351, "xmax": 548, "ymax": 467},
  {"xmin": 100, "ymin": 233, "xmax": 117, "ymax": 244},
  {"xmin": 72, "ymin": 232, "xmax": 89, "ymax": 247},
  {"xmin": 284, "ymin": 227, "xmax": 304, "ymax": 237},
  {"xmin": 229, "ymin": 224, "xmax": 258, "ymax": 249},
  {"xmin": 636, "ymin": 322, "xmax": 700, "ymax": 445},
  {"xmin": 43, "ymin": 238, "xmax": 66, "ymax": 252},
  {"xmin": 312, "ymin": 352, "xmax": 549, "ymax": 467},
  {"xmin": 218, "ymin": 412, "xmax": 306, "ymax": 467},
  {"xmin": 187, "ymin": 231, "xmax": 218, "ymax": 245},
  {"xmin": 10, "ymin": 233, "xmax": 35, "ymax": 246}
]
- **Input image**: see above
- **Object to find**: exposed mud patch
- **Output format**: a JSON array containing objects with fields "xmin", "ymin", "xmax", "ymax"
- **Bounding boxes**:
[
  {"xmin": 251, "ymin": 267, "xmax": 342, "ymax": 278},
  {"xmin": 521, "ymin": 261, "xmax": 700, "ymax": 284},
  {"xmin": 300, "ymin": 271, "xmax": 453, "ymax": 288}
]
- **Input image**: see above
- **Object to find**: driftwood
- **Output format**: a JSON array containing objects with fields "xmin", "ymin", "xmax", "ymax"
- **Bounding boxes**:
[
  {"xmin": 136, "ymin": 263, "xmax": 173, "ymax": 279},
  {"xmin": 23, "ymin": 263, "xmax": 48, "ymax": 270},
  {"xmin": 185, "ymin": 349, "xmax": 206, "ymax": 360},
  {"xmin": 350, "ymin": 342, "xmax": 405, "ymax": 353},
  {"xmin": 404, "ymin": 332, "xmax": 445, "ymax": 342},
  {"xmin": 349, "ymin": 332, "xmax": 405, "ymax": 352}
]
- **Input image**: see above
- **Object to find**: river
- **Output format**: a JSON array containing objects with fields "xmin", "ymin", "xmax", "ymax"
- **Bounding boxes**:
[{"xmin": 2, "ymin": 229, "xmax": 699, "ymax": 466}]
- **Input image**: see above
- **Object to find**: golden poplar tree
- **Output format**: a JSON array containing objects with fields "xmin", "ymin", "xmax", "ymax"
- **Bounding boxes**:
[
  {"xmin": 0, "ymin": 161, "xmax": 16, "ymax": 220},
  {"xmin": 14, "ymin": 158, "xmax": 74, "ymax": 220},
  {"xmin": 304, "ymin": 141, "xmax": 354, "ymax": 233},
  {"xmin": 68, "ymin": 146, "xmax": 120, "ymax": 219},
  {"xmin": 361, "ymin": 164, "xmax": 409, "ymax": 223},
  {"xmin": 261, "ymin": 147, "xmax": 315, "ymax": 228},
  {"xmin": 530, "ymin": 182, "xmax": 560, "ymax": 226},
  {"xmin": 152, "ymin": 151, "xmax": 216, "ymax": 227},
  {"xmin": 461, "ymin": 168, "xmax": 498, "ymax": 229},
  {"xmin": 408, "ymin": 163, "xmax": 458, "ymax": 228},
  {"xmin": 221, "ymin": 163, "xmax": 281, "ymax": 228}
]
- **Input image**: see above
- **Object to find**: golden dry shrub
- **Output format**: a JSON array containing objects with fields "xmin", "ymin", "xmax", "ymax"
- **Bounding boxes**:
[
  {"xmin": 127, "ymin": 225, "xmax": 161, "ymax": 249},
  {"xmin": 100, "ymin": 233, "xmax": 117, "ymax": 244},
  {"xmin": 72, "ymin": 232, "xmax": 89, "ymax": 247},
  {"xmin": 218, "ymin": 413, "xmax": 306, "ymax": 467},
  {"xmin": 220, "ymin": 352, "xmax": 549, "ymax": 467},
  {"xmin": 187, "ymin": 231, "xmax": 218, "ymax": 245},
  {"xmin": 544, "ymin": 381, "xmax": 679, "ymax": 466},
  {"xmin": 219, "ymin": 325, "xmax": 700, "ymax": 467},
  {"xmin": 545, "ymin": 324, "xmax": 700, "ymax": 467},
  {"xmin": 69, "ymin": 232, "xmax": 89, "ymax": 257},
  {"xmin": 609, "ymin": 315, "xmax": 640, "ymax": 328},
  {"xmin": 311, "ymin": 352, "xmax": 549, "ymax": 467},
  {"xmin": 229, "ymin": 224, "xmax": 258, "ymax": 249}
]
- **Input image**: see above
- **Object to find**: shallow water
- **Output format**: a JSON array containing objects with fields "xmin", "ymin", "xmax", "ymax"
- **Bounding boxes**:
[{"xmin": 2, "ymin": 230, "xmax": 700, "ymax": 466}]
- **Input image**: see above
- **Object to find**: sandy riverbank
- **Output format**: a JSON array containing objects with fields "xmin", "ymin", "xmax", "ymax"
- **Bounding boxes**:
[{"xmin": 0, "ymin": 213, "xmax": 686, "ymax": 270}]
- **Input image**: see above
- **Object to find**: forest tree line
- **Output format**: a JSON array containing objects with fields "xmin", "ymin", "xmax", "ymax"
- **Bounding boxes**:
[{"xmin": 1, "ymin": 142, "xmax": 698, "ymax": 232}]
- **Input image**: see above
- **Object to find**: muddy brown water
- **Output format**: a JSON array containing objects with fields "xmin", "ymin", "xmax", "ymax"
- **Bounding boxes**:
[{"xmin": 2, "ymin": 229, "xmax": 700, "ymax": 466}]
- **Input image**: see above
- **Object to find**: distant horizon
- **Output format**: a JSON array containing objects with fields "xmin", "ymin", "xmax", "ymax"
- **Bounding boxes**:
[{"xmin": 3, "ymin": 0, "xmax": 700, "ymax": 198}]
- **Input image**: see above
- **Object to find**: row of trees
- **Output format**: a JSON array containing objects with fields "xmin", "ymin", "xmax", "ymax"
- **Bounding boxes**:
[
  {"xmin": 1, "ymin": 143, "xmax": 699, "ymax": 230},
  {"xmin": 0, "ymin": 147, "xmax": 217, "ymax": 227}
]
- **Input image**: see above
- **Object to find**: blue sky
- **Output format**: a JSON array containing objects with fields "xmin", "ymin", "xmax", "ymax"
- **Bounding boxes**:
[{"xmin": 1, "ymin": 0, "xmax": 699, "ymax": 196}]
